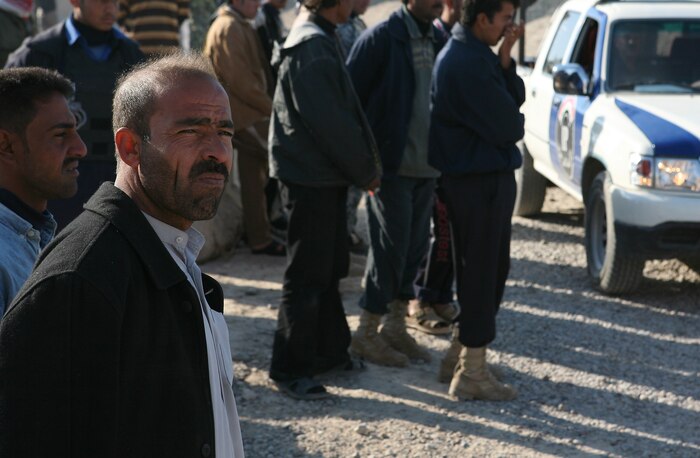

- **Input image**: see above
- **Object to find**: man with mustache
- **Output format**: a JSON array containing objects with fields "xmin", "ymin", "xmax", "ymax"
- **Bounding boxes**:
[
  {"xmin": 429, "ymin": 0, "xmax": 524, "ymax": 401},
  {"xmin": 0, "ymin": 53, "xmax": 244, "ymax": 457},
  {"xmin": 5, "ymin": 0, "xmax": 144, "ymax": 230},
  {"xmin": 346, "ymin": 0, "xmax": 447, "ymax": 367},
  {"xmin": 0, "ymin": 67, "xmax": 87, "ymax": 318}
]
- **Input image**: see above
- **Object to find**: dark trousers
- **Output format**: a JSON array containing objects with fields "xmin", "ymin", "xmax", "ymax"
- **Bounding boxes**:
[
  {"xmin": 270, "ymin": 182, "xmax": 351, "ymax": 380},
  {"xmin": 413, "ymin": 183, "xmax": 455, "ymax": 305},
  {"xmin": 442, "ymin": 172, "xmax": 516, "ymax": 348}
]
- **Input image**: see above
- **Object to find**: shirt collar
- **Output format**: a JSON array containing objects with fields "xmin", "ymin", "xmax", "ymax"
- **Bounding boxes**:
[
  {"xmin": 65, "ymin": 15, "xmax": 126, "ymax": 46},
  {"xmin": 142, "ymin": 212, "xmax": 206, "ymax": 267},
  {"xmin": 0, "ymin": 188, "xmax": 55, "ymax": 233},
  {"xmin": 400, "ymin": 4, "xmax": 434, "ymax": 40}
]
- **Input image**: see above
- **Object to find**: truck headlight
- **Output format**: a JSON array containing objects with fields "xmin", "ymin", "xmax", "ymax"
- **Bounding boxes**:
[
  {"xmin": 656, "ymin": 159, "xmax": 700, "ymax": 192},
  {"xmin": 630, "ymin": 156, "xmax": 700, "ymax": 192}
]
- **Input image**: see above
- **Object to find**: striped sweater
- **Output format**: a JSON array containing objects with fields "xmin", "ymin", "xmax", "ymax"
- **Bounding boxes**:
[{"xmin": 118, "ymin": 0, "xmax": 189, "ymax": 55}]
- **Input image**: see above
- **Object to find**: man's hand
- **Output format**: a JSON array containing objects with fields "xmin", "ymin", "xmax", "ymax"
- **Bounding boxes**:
[
  {"xmin": 365, "ymin": 176, "xmax": 381, "ymax": 192},
  {"xmin": 499, "ymin": 22, "xmax": 524, "ymax": 70}
]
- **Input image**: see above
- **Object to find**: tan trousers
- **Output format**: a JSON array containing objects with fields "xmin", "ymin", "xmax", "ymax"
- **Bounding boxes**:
[{"xmin": 234, "ymin": 122, "xmax": 271, "ymax": 248}]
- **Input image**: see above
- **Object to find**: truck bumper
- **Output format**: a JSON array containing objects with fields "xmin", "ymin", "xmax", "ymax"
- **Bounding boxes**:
[{"xmin": 609, "ymin": 184, "xmax": 700, "ymax": 258}]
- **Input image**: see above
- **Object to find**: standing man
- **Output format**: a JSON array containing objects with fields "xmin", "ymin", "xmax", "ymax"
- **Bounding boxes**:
[
  {"xmin": 268, "ymin": 0, "xmax": 380, "ymax": 400},
  {"xmin": 205, "ymin": 0, "xmax": 285, "ymax": 256},
  {"xmin": 429, "ymin": 0, "xmax": 524, "ymax": 401},
  {"xmin": 337, "ymin": 0, "xmax": 370, "ymax": 255},
  {"xmin": 347, "ymin": 0, "xmax": 446, "ymax": 367},
  {"xmin": 0, "ymin": 54, "xmax": 245, "ymax": 456},
  {"xmin": 0, "ymin": 0, "xmax": 32, "ymax": 66},
  {"xmin": 118, "ymin": 0, "xmax": 190, "ymax": 55},
  {"xmin": 5, "ymin": 0, "xmax": 144, "ymax": 229},
  {"xmin": 0, "ymin": 67, "xmax": 86, "ymax": 317},
  {"xmin": 408, "ymin": 0, "xmax": 463, "ymax": 338}
]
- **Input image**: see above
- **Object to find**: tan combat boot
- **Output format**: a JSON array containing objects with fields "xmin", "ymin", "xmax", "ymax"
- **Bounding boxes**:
[
  {"xmin": 439, "ymin": 328, "xmax": 504, "ymax": 383},
  {"xmin": 448, "ymin": 347, "xmax": 517, "ymax": 401},
  {"xmin": 351, "ymin": 309, "xmax": 409, "ymax": 367},
  {"xmin": 379, "ymin": 300, "xmax": 431, "ymax": 363}
]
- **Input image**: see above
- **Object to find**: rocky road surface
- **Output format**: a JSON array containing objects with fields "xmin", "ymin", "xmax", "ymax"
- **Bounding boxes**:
[{"xmin": 203, "ymin": 188, "xmax": 700, "ymax": 457}]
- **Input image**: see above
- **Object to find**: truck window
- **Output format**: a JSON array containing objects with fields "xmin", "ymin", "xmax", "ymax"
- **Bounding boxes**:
[
  {"xmin": 544, "ymin": 11, "xmax": 581, "ymax": 74},
  {"xmin": 608, "ymin": 20, "xmax": 700, "ymax": 92},
  {"xmin": 572, "ymin": 18, "xmax": 599, "ymax": 78}
]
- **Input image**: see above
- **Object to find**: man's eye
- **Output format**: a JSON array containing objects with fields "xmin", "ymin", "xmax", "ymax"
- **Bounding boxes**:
[
  {"xmin": 219, "ymin": 130, "xmax": 234, "ymax": 137},
  {"xmin": 178, "ymin": 129, "xmax": 198, "ymax": 135}
]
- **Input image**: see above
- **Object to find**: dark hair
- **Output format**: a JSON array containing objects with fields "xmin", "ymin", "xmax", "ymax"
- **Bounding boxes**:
[
  {"xmin": 303, "ymin": 0, "xmax": 339, "ymax": 13},
  {"xmin": 461, "ymin": 0, "xmax": 520, "ymax": 27},
  {"xmin": 112, "ymin": 51, "xmax": 218, "ymax": 141},
  {"xmin": 0, "ymin": 67, "xmax": 74, "ymax": 136}
]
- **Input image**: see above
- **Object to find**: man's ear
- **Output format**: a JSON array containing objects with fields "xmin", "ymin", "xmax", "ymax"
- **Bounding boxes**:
[
  {"xmin": 115, "ymin": 127, "xmax": 142, "ymax": 169},
  {"xmin": 0, "ymin": 129, "xmax": 19, "ymax": 165}
]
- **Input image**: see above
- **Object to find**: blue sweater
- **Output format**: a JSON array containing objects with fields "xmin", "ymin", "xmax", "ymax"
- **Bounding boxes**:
[
  {"xmin": 346, "ymin": 10, "xmax": 445, "ymax": 179},
  {"xmin": 429, "ymin": 24, "xmax": 525, "ymax": 175}
]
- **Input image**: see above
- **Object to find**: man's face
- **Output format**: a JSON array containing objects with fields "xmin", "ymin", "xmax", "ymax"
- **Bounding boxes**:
[
  {"xmin": 407, "ymin": 0, "xmax": 443, "ymax": 23},
  {"xmin": 354, "ymin": 0, "xmax": 371, "ymax": 16},
  {"xmin": 72, "ymin": 0, "xmax": 118, "ymax": 32},
  {"xmin": 137, "ymin": 76, "xmax": 234, "ymax": 228},
  {"xmin": 479, "ymin": 1, "xmax": 515, "ymax": 46},
  {"xmin": 13, "ymin": 93, "xmax": 87, "ymax": 209},
  {"xmin": 233, "ymin": 0, "xmax": 261, "ymax": 20},
  {"xmin": 338, "ymin": 0, "xmax": 354, "ymax": 23}
]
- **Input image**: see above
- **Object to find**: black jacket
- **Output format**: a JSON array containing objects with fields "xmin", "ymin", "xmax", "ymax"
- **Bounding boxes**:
[
  {"xmin": 269, "ymin": 19, "xmax": 380, "ymax": 188},
  {"xmin": 0, "ymin": 183, "xmax": 223, "ymax": 458}
]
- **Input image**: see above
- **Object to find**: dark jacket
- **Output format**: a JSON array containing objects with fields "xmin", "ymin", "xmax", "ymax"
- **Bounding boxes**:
[
  {"xmin": 346, "ymin": 10, "xmax": 446, "ymax": 179},
  {"xmin": 429, "ymin": 24, "xmax": 525, "ymax": 175},
  {"xmin": 0, "ymin": 184, "xmax": 222, "ymax": 458},
  {"xmin": 5, "ymin": 21, "xmax": 144, "ymax": 159},
  {"xmin": 269, "ymin": 20, "xmax": 380, "ymax": 188}
]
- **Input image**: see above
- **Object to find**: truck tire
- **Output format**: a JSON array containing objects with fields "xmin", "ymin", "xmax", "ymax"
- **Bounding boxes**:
[
  {"xmin": 584, "ymin": 171, "xmax": 644, "ymax": 294},
  {"xmin": 513, "ymin": 142, "xmax": 547, "ymax": 216}
]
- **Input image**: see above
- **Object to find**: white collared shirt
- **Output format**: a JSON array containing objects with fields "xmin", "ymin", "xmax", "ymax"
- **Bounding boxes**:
[{"xmin": 143, "ymin": 213, "xmax": 245, "ymax": 457}]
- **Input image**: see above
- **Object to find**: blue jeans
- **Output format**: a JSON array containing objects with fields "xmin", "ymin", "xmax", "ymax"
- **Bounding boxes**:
[{"xmin": 360, "ymin": 176, "xmax": 435, "ymax": 315}]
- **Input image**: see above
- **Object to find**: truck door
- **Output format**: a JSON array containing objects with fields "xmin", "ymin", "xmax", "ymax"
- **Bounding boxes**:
[
  {"xmin": 550, "ymin": 17, "xmax": 602, "ymax": 189},
  {"xmin": 525, "ymin": 11, "xmax": 581, "ymax": 172}
]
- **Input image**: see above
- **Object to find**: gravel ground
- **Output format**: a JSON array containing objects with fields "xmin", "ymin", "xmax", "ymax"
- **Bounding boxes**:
[{"xmin": 203, "ymin": 187, "xmax": 700, "ymax": 457}]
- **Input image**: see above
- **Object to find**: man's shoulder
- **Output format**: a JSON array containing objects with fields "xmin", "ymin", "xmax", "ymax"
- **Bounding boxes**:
[{"xmin": 5, "ymin": 23, "xmax": 66, "ymax": 66}]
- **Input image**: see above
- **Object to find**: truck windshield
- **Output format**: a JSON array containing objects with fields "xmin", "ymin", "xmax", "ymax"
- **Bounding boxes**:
[{"xmin": 608, "ymin": 19, "xmax": 700, "ymax": 93}]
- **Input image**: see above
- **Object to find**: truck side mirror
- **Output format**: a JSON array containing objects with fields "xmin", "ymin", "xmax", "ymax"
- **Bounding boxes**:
[{"xmin": 552, "ymin": 63, "xmax": 591, "ymax": 96}]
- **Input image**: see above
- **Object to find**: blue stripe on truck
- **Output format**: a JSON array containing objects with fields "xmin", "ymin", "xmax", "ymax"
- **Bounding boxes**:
[{"xmin": 615, "ymin": 99, "xmax": 700, "ymax": 158}]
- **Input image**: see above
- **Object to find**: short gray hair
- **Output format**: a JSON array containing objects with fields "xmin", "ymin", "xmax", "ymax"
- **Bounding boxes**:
[{"xmin": 112, "ymin": 52, "xmax": 218, "ymax": 141}]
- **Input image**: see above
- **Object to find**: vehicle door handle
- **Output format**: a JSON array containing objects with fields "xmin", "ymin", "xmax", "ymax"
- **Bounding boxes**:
[{"xmin": 531, "ymin": 88, "xmax": 537, "ymax": 98}]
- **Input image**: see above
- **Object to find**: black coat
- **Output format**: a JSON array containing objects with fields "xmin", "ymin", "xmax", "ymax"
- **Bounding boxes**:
[{"xmin": 0, "ymin": 183, "xmax": 223, "ymax": 458}]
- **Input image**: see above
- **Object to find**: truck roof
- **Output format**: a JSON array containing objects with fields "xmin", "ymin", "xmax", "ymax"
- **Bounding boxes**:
[{"xmin": 555, "ymin": 0, "xmax": 700, "ymax": 19}]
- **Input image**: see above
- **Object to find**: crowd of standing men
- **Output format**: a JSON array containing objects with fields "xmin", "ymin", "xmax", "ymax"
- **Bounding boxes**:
[{"xmin": 0, "ymin": 0, "xmax": 525, "ymax": 454}]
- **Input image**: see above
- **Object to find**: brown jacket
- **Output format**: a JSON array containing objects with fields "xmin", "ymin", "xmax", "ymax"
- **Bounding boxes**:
[{"xmin": 204, "ymin": 5, "xmax": 272, "ymax": 131}]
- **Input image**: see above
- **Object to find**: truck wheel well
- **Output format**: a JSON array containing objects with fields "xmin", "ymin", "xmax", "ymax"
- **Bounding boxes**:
[{"xmin": 582, "ymin": 158, "xmax": 606, "ymax": 201}]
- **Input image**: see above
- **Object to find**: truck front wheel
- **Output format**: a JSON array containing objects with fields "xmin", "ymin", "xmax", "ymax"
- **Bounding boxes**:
[
  {"xmin": 513, "ymin": 142, "xmax": 547, "ymax": 216},
  {"xmin": 584, "ymin": 171, "xmax": 644, "ymax": 294}
]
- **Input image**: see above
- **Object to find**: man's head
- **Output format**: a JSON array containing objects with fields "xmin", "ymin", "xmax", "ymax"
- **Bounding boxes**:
[
  {"xmin": 463, "ymin": 0, "xmax": 518, "ymax": 45},
  {"xmin": 70, "ymin": 0, "xmax": 118, "ymax": 32},
  {"xmin": 404, "ymin": 0, "xmax": 444, "ymax": 23},
  {"xmin": 353, "ymin": 0, "xmax": 370, "ymax": 16},
  {"xmin": 232, "ymin": 0, "xmax": 261, "ymax": 20},
  {"xmin": 113, "ymin": 53, "xmax": 235, "ymax": 230},
  {"xmin": 303, "ymin": 0, "xmax": 354, "ymax": 24},
  {"xmin": 441, "ymin": 0, "xmax": 463, "ymax": 27},
  {"xmin": 0, "ymin": 68, "xmax": 87, "ymax": 212}
]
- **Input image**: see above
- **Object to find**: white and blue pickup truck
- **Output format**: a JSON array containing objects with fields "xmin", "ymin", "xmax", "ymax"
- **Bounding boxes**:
[{"xmin": 515, "ymin": 0, "xmax": 700, "ymax": 293}]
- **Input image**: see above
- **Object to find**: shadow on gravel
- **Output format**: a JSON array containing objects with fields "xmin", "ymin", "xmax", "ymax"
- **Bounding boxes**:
[
  {"xmin": 238, "ymin": 420, "xmax": 315, "ymax": 458},
  {"xmin": 511, "ymin": 219, "xmax": 584, "ymax": 245},
  {"xmin": 516, "ymin": 210, "xmax": 585, "ymax": 229}
]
